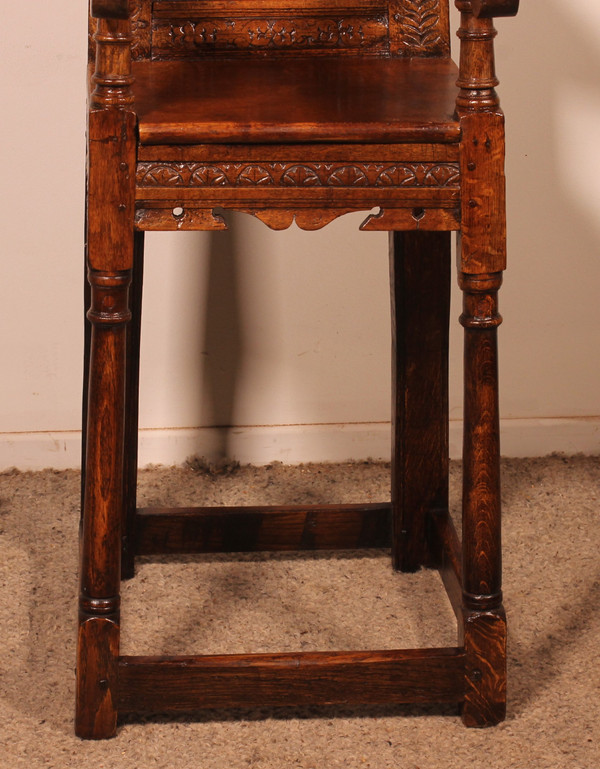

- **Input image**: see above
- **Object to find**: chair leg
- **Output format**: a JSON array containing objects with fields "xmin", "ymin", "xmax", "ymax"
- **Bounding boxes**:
[
  {"xmin": 76, "ymin": 267, "xmax": 132, "ymax": 739},
  {"xmin": 389, "ymin": 231, "xmax": 450, "ymax": 572},
  {"xmin": 122, "ymin": 232, "xmax": 145, "ymax": 580},
  {"xmin": 459, "ymin": 270, "xmax": 506, "ymax": 727}
]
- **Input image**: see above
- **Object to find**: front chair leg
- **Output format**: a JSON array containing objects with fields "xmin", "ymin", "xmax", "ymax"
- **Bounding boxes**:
[
  {"xmin": 76, "ymin": 268, "xmax": 132, "ymax": 739},
  {"xmin": 459, "ymin": 270, "xmax": 506, "ymax": 727}
]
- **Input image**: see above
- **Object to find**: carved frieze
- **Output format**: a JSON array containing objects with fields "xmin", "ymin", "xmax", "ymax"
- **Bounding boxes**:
[
  {"xmin": 151, "ymin": 15, "xmax": 388, "ymax": 55},
  {"xmin": 137, "ymin": 161, "xmax": 460, "ymax": 188}
]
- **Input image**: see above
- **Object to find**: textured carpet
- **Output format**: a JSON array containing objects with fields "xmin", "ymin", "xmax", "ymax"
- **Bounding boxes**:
[{"xmin": 0, "ymin": 455, "xmax": 599, "ymax": 768}]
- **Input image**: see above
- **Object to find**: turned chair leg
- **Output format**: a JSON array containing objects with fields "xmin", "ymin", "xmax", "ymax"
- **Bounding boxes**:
[
  {"xmin": 389, "ymin": 231, "xmax": 450, "ymax": 572},
  {"xmin": 76, "ymin": 268, "xmax": 132, "ymax": 739},
  {"xmin": 459, "ymin": 270, "xmax": 506, "ymax": 727}
]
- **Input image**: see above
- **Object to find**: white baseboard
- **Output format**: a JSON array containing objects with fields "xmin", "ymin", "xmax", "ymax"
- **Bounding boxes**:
[{"xmin": 1, "ymin": 418, "xmax": 599, "ymax": 471}]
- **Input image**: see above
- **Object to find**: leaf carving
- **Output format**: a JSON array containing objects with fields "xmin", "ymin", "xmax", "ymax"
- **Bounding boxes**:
[
  {"xmin": 281, "ymin": 166, "xmax": 322, "ymax": 186},
  {"xmin": 236, "ymin": 166, "xmax": 274, "ymax": 185},
  {"xmin": 327, "ymin": 166, "xmax": 369, "ymax": 187},
  {"xmin": 376, "ymin": 165, "xmax": 419, "ymax": 186},
  {"xmin": 190, "ymin": 166, "xmax": 229, "ymax": 186},
  {"xmin": 139, "ymin": 164, "xmax": 186, "ymax": 186},
  {"xmin": 397, "ymin": 0, "xmax": 442, "ymax": 49},
  {"xmin": 136, "ymin": 162, "xmax": 459, "ymax": 189},
  {"xmin": 424, "ymin": 164, "xmax": 460, "ymax": 186}
]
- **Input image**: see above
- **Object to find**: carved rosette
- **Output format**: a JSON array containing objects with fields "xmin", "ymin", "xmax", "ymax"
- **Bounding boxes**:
[{"xmin": 137, "ymin": 162, "xmax": 460, "ymax": 188}]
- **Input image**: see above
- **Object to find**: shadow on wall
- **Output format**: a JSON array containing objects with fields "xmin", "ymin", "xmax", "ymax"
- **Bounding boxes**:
[
  {"xmin": 200, "ymin": 225, "xmax": 243, "ymax": 459},
  {"xmin": 137, "ymin": 224, "xmax": 245, "ymax": 463},
  {"xmin": 139, "ymin": 208, "xmax": 390, "ymax": 464}
]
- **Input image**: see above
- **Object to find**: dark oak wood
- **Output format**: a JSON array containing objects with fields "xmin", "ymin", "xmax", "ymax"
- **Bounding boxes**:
[
  {"xmin": 453, "ymin": 2, "xmax": 508, "ymax": 726},
  {"xmin": 459, "ymin": 272, "xmax": 505, "ymax": 726},
  {"xmin": 77, "ymin": 269, "xmax": 130, "ymax": 739},
  {"xmin": 390, "ymin": 231, "xmax": 450, "ymax": 572},
  {"xmin": 429, "ymin": 510, "xmax": 463, "ymax": 621},
  {"xmin": 122, "ymin": 232, "xmax": 144, "ymax": 580},
  {"xmin": 135, "ymin": 503, "xmax": 392, "ymax": 554},
  {"xmin": 78, "ymin": 0, "xmax": 517, "ymax": 738},
  {"xmin": 117, "ymin": 648, "xmax": 466, "ymax": 712}
]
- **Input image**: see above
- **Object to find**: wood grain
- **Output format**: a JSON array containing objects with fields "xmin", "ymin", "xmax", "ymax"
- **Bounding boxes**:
[
  {"xmin": 117, "ymin": 648, "xmax": 466, "ymax": 712},
  {"xmin": 428, "ymin": 510, "xmax": 462, "ymax": 621},
  {"xmin": 134, "ymin": 503, "xmax": 392, "ymax": 555},
  {"xmin": 389, "ymin": 231, "xmax": 450, "ymax": 572},
  {"xmin": 461, "ymin": 610, "xmax": 507, "ymax": 726},
  {"xmin": 133, "ymin": 58, "xmax": 460, "ymax": 145},
  {"xmin": 459, "ymin": 272, "xmax": 505, "ymax": 725}
]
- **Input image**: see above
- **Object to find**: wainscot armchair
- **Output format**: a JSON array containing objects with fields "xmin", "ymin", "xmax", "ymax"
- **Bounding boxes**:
[{"xmin": 77, "ymin": 0, "xmax": 519, "ymax": 738}]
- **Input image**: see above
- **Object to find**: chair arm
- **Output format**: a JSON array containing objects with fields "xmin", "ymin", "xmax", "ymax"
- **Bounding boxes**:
[
  {"xmin": 470, "ymin": 0, "xmax": 519, "ymax": 18},
  {"xmin": 90, "ymin": 0, "xmax": 129, "ymax": 19}
]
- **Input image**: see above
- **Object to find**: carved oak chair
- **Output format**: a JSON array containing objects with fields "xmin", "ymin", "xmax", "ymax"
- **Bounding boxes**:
[{"xmin": 78, "ymin": 0, "xmax": 519, "ymax": 738}]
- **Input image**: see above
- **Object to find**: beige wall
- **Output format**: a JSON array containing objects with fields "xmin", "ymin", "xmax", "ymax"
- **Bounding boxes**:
[{"xmin": 1, "ymin": 1, "xmax": 599, "ymax": 469}]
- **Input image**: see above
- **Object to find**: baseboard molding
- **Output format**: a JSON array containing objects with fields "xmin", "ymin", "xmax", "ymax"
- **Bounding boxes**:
[{"xmin": 1, "ymin": 418, "xmax": 599, "ymax": 471}]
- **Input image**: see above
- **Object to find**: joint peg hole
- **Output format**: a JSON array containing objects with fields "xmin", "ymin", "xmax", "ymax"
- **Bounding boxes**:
[{"xmin": 172, "ymin": 206, "xmax": 185, "ymax": 218}]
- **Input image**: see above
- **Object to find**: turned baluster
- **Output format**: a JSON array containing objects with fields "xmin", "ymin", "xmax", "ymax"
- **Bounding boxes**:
[
  {"xmin": 78, "ymin": 269, "xmax": 132, "ymax": 739},
  {"xmin": 460, "ymin": 273, "xmax": 503, "ymax": 610},
  {"xmin": 77, "ymin": 3, "xmax": 136, "ymax": 739},
  {"xmin": 454, "ymin": 0, "xmax": 516, "ymax": 726},
  {"xmin": 90, "ymin": 1, "xmax": 134, "ymax": 110},
  {"xmin": 455, "ymin": 1, "xmax": 500, "ymax": 114}
]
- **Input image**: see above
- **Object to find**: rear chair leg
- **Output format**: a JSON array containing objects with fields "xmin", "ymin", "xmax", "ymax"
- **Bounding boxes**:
[{"xmin": 389, "ymin": 231, "xmax": 450, "ymax": 572}]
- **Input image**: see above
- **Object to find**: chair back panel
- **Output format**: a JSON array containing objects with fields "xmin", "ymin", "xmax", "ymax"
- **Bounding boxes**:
[{"xmin": 125, "ymin": 0, "xmax": 450, "ymax": 59}]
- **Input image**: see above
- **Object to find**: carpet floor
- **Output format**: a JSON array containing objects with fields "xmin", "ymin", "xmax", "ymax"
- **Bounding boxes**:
[{"xmin": 0, "ymin": 455, "xmax": 598, "ymax": 768}]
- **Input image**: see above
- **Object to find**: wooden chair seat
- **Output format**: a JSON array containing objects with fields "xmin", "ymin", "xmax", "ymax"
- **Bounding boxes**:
[{"xmin": 133, "ymin": 58, "xmax": 461, "ymax": 145}]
